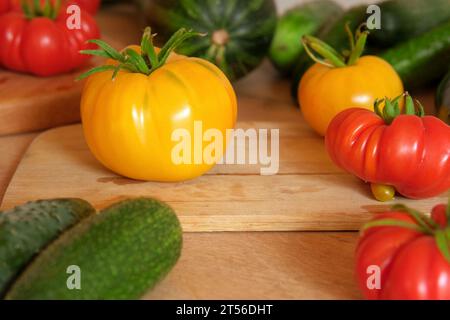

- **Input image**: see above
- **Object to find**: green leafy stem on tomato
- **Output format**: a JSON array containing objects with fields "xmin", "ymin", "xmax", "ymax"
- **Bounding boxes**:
[
  {"xmin": 363, "ymin": 197, "xmax": 450, "ymax": 263},
  {"xmin": 325, "ymin": 92, "xmax": 449, "ymax": 201},
  {"xmin": 21, "ymin": 0, "xmax": 62, "ymax": 20},
  {"xmin": 301, "ymin": 22, "xmax": 369, "ymax": 68},
  {"xmin": 78, "ymin": 27, "xmax": 204, "ymax": 80},
  {"xmin": 374, "ymin": 92, "xmax": 425, "ymax": 125}
]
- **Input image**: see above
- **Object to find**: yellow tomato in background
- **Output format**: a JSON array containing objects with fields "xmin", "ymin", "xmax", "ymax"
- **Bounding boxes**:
[
  {"xmin": 299, "ymin": 56, "xmax": 403, "ymax": 136},
  {"xmin": 298, "ymin": 27, "xmax": 404, "ymax": 136},
  {"xmin": 80, "ymin": 32, "xmax": 237, "ymax": 182}
]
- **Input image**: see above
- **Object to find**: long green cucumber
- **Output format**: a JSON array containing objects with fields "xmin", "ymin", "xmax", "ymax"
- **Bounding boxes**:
[
  {"xmin": 269, "ymin": 0, "xmax": 342, "ymax": 75},
  {"xmin": 5, "ymin": 198, "xmax": 182, "ymax": 300},
  {"xmin": 372, "ymin": 0, "xmax": 450, "ymax": 47},
  {"xmin": 381, "ymin": 22, "xmax": 450, "ymax": 89},
  {"xmin": 291, "ymin": 0, "xmax": 450, "ymax": 99},
  {"xmin": 0, "ymin": 199, "xmax": 95, "ymax": 296}
]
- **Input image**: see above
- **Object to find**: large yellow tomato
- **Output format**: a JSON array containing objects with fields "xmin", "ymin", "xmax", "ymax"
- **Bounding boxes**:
[
  {"xmin": 298, "ymin": 29, "xmax": 404, "ymax": 136},
  {"xmin": 80, "ymin": 29, "xmax": 237, "ymax": 182}
]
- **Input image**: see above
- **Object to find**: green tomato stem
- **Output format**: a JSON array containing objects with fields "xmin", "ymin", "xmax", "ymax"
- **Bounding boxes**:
[
  {"xmin": 435, "ymin": 230, "xmax": 450, "ymax": 264},
  {"xmin": 347, "ymin": 30, "xmax": 368, "ymax": 66},
  {"xmin": 374, "ymin": 92, "xmax": 426, "ymax": 124},
  {"xmin": 302, "ymin": 23, "xmax": 370, "ymax": 68},
  {"xmin": 391, "ymin": 204, "xmax": 437, "ymax": 234},
  {"xmin": 344, "ymin": 22, "xmax": 355, "ymax": 53},
  {"xmin": 22, "ymin": 0, "xmax": 61, "ymax": 20},
  {"xmin": 78, "ymin": 27, "xmax": 204, "ymax": 81},
  {"xmin": 363, "ymin": 199, "xmax": 450, "ymax": 264},
  {"xmin": 361, "ymin": 218, "xmax": 425, "ymax": 233},
  {"xmin": 302, "ymin": 35, "xmax": 346, "ymax": 68}
]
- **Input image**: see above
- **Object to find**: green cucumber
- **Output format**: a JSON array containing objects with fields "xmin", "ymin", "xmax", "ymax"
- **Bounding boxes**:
[
  {"xmin": 0, "ymin": 199, "xmax": 95, "ymax": 296},
  {"xmin": 436, "ymin": 70, "xmax": 450, "ymax": 124},
  {"xmin": 316, "ymin": 5, "xmax": 368, "ymax": 52},
  {"xmin": 372, "ymin": 0, "xmax": 450, "ymax": 47},
  {"xmin": 269, "ymin": 0, "xmax": 342, "ymax": 75},
  {"xmin": 381, "ymin": 22, "xmax": 450, "ymax": 89},
  {"xmin": 6, "ymin": 198, "xmax": 182, "ymax": 300}
]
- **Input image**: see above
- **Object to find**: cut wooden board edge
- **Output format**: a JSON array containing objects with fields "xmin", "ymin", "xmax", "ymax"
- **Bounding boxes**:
[
  {"xmin": 0, "ymin": 6, "xmax": 142, "ymax": 137},
  {"xmin": 0, "ymin": 80, "xmax": 83, "ymax": 136},
  {"xmin": 2, "ymin": 124, "xmax": 447, "ymax": 232}
]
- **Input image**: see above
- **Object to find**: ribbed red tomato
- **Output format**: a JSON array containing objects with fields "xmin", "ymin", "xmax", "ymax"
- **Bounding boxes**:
[
  {"xmin": 0, "ymin": 0, "xmax": 11, "ymax": 14},
  {"xmin": 326, "ymin": 94, "xmax": 450, "ymax": 199},
  {"xmin": 0, "ymin": 1, "xmax": 99, "ymax": 76},
  {"xmin": 356, "ymin": 201, "xmax": 450, "ymax": 300}
]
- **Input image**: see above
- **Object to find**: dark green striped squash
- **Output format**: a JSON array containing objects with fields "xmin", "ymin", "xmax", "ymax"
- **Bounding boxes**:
[{"xmin": 137, "ymin": 0, "xmax": 277, "ymax": 81}]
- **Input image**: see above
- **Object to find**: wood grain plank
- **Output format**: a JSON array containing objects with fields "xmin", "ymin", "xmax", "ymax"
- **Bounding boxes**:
[
  {"xmin": 144, "ymin": 232, "xmax": 361, "ymax": 299},
  {"xmin": 2, "ymin": 124, "xmax": 446, "ymax": 231},
  {"xmin": 0, "ymin": 133, "xmax": 37, "ymax": 203}
]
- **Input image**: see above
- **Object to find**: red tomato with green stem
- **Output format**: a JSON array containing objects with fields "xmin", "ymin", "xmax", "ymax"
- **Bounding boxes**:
[
  {"xmin": 326, "ymin": 93, "xmax": 450, "ymax": 200},
  {"xmin": 1, "ymin": 0, "xmax": 101, "ymax": 14},
  {"xmin": 0, "ymin": 0, "xmax": 99, "ymax": 76},
  {"xmin": 356, "ymin": 200, "xmax": 450, "ymax": 299}
]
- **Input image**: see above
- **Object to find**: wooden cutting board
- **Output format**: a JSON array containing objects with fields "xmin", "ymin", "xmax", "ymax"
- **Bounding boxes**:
[
  {"xmin": 0, "ymin": 5, "xmax": 142, "ymax": 136},
  {"xmin": 1, "ymin": 64, "xmax": 446, "ymax": 232}
]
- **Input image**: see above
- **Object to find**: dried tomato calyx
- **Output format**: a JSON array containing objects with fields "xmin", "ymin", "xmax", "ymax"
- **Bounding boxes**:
[
  {"xmin": 22, "ymin": 0, "xmax": 62, "ymax": 20},
  {"xmin": 301, "ymin": 23, "xmax": 369, "ymax": 68},
  {"xmin": 374, "ymin": 92, "xmax": 425, "ymax": 124},
  {"xmin": 77, "ymin": 27, "xmax": 205, "ymax": 80}
]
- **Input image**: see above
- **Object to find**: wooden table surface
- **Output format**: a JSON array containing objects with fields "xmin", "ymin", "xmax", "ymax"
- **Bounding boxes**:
[
  {"xmin": 1, "ymin": 3, "xmax": 409, "ymax": 300},
  {"xmin": 0, "ymin": 136, "xmax": 361, "ymax": 299},
  {"xmin": 0, "ymin": 85, "xmax": 362, "ymax": 300},
  {"xmin": 1, "ymin": 3, "xmax": 443, "ymax": 300}
]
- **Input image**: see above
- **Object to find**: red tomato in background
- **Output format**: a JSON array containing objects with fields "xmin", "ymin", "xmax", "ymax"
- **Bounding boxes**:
[
  {"xmin": 325, "ymin": 104, "xmax": 450, "ymax": 199},
  {"xmin": 356, "ymin": 202, "xmax": 450, "ymax": 299},
  {"xmin": 0, "ymin": 3, "xmax": 100, "ymax": 76},
  {"xmin": 68, "ymin": 0, "xmax": 101, "ymax": 14},
  {"xmin": 0, "ymin": 0, "xmax": 11, "ymax": 14},
  {"xmin": 0, "ymin": 0, "xmax": 101, "ymax": 14}
]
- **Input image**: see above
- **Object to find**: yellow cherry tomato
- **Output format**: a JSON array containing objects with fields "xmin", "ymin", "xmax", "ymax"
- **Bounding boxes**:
[
  {"xmin": 299, "ymin": 55, "xmax": 403, "ymax": 136},
  {"xmin": 371, "ymin": 183, "xmax": 396, "ymax": 202},
  {"xmin": 80, "ymin": 30, "xmax": 237, "ymax": 182}
]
